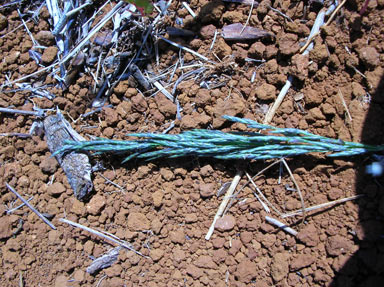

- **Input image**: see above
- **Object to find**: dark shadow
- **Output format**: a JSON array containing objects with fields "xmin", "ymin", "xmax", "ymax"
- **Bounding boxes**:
[{"xmin": 330, "ymin": 74, "xmax": 384, "ymax": 285}]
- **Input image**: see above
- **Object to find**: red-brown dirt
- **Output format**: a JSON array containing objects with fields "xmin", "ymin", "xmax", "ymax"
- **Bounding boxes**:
[{"xmin": 0, "ymin": 1, "xmax": 384, "ymax": 286}]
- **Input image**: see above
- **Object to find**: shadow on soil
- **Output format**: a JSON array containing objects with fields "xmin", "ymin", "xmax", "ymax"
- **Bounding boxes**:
[{"xmin": 330, "ymin": 73, "xmax": 384, "ymax": 286}]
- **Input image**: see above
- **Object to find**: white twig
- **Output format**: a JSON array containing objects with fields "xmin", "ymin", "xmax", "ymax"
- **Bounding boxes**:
[
  {"xmin": 263, "ymin": 76, "xmax": 293, "ymax": 124},
  {"xmin": 6, "ymin": 196, "xmax": 34, "ymax": 214},
  {"xmin": 210, "ymin": 29, "xmax": 218, "ymax": 50},
  {"xmin": 153, "ymin": 81, "xmax": 174, "ymax": 101},
  {"xmin": 245, "ymin": 172, "xmax": 272, "ymax": 213},
  {"xmin": 263, "ymin": 1, "xmax": 340, "ymax": 124},
  {"xmin": 159, "ymin": 36, "xmax": 210, "ymax": 62},
  {"xmin": 282, "ymin": 195, "xmax": 363, "ymax": 218},
  {"xmin": 337, "ymin": 89, "xmax": 352, "ymax": 122},
  {"xmin": 265, "ymin": 216, "xmax": 298, "ymax": 236},
  {"xmin": 268, "ymin": 5, "xmax": 293, "ymax": 22},
  {"xmin": 182, "ymin": 2, "xmax": 196, "ymax": 18},
  {"xmin": 205, "ymin": 171, "xmax": 242, "ymax": 240},
  {"xmin": 59, "ymin": 218, "xmax": 149, "ymax": 258},
  {"xmin": 281, "ymin": 158, "xmax": 306, "ymax": 220},
  {"xmin": 6, "ymin": 1, "xmax": 124, "ymax": 86},
  {"xmin": 6, "ymin": 183, "xmax": 56, "ymax": 230},
  {"xmin": 241, "ymin": 0, "xmax": 256, "ymax": 34}
]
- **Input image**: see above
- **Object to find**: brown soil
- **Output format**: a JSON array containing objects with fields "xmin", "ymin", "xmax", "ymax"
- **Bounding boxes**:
[{"xmin": 1, "ymin": 1, "xmax": 384, "ymax": 286}]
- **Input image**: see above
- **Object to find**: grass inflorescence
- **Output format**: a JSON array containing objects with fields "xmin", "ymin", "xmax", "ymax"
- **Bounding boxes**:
[{"xmin": 54, "ymin": 116, "xmax": 384, "ymax": 162}]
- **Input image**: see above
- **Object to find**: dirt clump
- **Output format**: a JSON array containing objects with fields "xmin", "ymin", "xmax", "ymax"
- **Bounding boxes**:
[{"xmin": 0, "ymin": 1, "xmax": 383, "ymax": 287}]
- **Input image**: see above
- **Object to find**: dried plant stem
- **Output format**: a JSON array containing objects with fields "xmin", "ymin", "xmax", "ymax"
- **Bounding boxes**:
[
  {"xmin": 240, "ymin": 0, "xmax": 255, "ymax": 34},
  {"xmin": 281, "ymin": 195, "xmax": 363, "ymax": 218},
  {"xmin": 225, "ymin": 159, "xmax": 281, "ymax": 215},
  {"xmin": 182, "ymin": 1, "xmax": 196, "ymax": 18},
  {"xmin": 159, "ymin": 36, "xmax": 210, "ymax": 62},
  {"xmin": 59, "ymin": 218, "xmax": 148, "ymax": 258},
  {"xmin": 299, "ymin": 0, "xmax": 346, "ymax": 54},
  {"xmin": 281, "ymin": 159, "xmax": 306, "ymax": 221},
  {"xmin": 337, "ymin": 89, "xmax": 353, "ymax": 122},
  {"xmin": 263, "ymin": 75, "xmax": 293, "ymax": 124},
  {"xmin": 324, "ymin": 0, "xmax": 346, "ymax": 27},
  {"xmin": 0, "ymin": 107, "xmax": 43, "ymax": 117},
  {"xmin": 265, "ymin": 1, "xmax": 345, "ymax": 124},
  {"xmin": 6, "ymin": 196, "xmax": 34, "ymax": 214},
  {"xmin": 6, "ymin": 1, "xmax": 124, "ymax": 86},
  {"xmin": 5, "ymin": 183, "xmax": 56, "ymax": 230},
  {"xmin": 205, "ymin": 171, "xmax": 242, "ymax": 240},
  {"xmin": 265, "ymin": 216, "xmax": 298, "ymax": 236},
  {"xmin": 246, "ymin": 172, "xmax": 281, "ymax": 215}
]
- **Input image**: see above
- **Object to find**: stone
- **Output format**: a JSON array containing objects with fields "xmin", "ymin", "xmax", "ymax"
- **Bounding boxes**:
[
  {"xmin": 181, "ymin": 113, "xmax": 211, "ymax": 129},
  {"xmin": 290, "ymin": 254, "xmax": 316, "ymax": 270},
  {"xmin": 85, "ymin": 194, "xmax": 106, "ymax": 215},
  {"xmin": 326, "ymin": 235, "xmax": 353, "ymax": 256},
  {"xmin": 186, "ymin": 265, "xmax": 203, "ymax": 279},
  {"xmin": 195, "ymin": 255, "xmax": 217, "ymax": 269},
  {"xmin": 358, "ymin": 46, "xmax": 379, "ymax": 69},
  {"xmin": 0, "ymin": 14, "xmax": 8, "ymax": 30},
  {"xmin": 249, "ymin": 42, "xmax": 266, "ymax": 58},
  {"xmin": 155, "ymin": 93, "xmax": 176, "ymax": 117},
  {"xmin": 137, "ymin": 166, "xmax": 150, "ymax": 179},
  {"xmin": 278, "ymin": 33, "xmax": 299, "ymax": 56},
  {"xmin": 199, "ymin": 183, "xmax": 216, "ymax": 198},
  {"xmin": 41, "ymin": 46, "xmax": 58, "ymax": 64},
  {"xmin": 290, "ymin": 54, "xmax": 309, "ymax": 81},
  {"xmin": 40, "ymin": 155, "xmax": 59, "ymax": 173},
  {"xmin": 240, "ymin": 231, "xmax": 253, "ymax": 244},
  {"xmin": 297, "ymin": 224, "xmax": 319, "ymax": 247},
  {"xmin": 35, "ymin": 31, "xmax": 55, "ymax": 46},
  {"xmin": 307, "ymin": 107, "xmax": 326, "ymax": 121},
  {"xmin": 0, "ymin": 217, "xmax": 13, "ymax": 239},
  {"xmin": 185, "ymin": 213, "xmax": 198, "ymax": 223},
  {"xmin": 200, "ymin": 24, "xmax": 216, "ymax": 39},
  {"xmin": 212, "ymin": 237, "xmax": 226, "ymax": 248},
  {"xmin": 213, "ymin": 249, "xmax": 227, "ymax": 264},
  {"xmin": 235, "ymin": 259, "xmax": 257, "ymax": 283},
  {"xmin": 310, "ymin": 44, "xmax": 328, "ymax": 64},
  {"xmin": 195, "ymin": 89, "xmax": 211, "ymax": 105},
  {"xmin": 215, "ymin": 215, "xmax": 236, "ymax": 232},
  {"xmin": 71, "ymin": 199, "xmax": 85, "ymax": 216},
  {"xmin": 199, "ymin": 0, "xmax": 225, "ymax": 23},
  {"xmin": 54, "ymin": 274, "xmax": 68, "ymax": 287},
  {"xmin": 150, "ymin": 248, "xmax": 164, "ymax": 262},
  {"xmin": 214, "ymin": 38, "xmax": 232, "ymax": 59},
  {"xmin": 127, "ymin": 212, "xmax": 150, "ymax": 231},
  {"xmin": 173, "ymin": 248, "xmax": 186, "ymax": 263},
  {"xmin": 170, "ymin": 229, "xmax": 186, "ymax": 244},
  {"xmin": 47, "ymin": 182, "xmax": 66, "ymax": 196},
  {"xmin": 108, "ymin": 278, "xmax": 124, "ymax": 287},
  {"xmin": 271, "ymin": 253, "xmax": 289, "ymax": 282},
  {"xmin": 5, "ymin": 52, "xmax": 19, "ymax": 65},
  {"xmin": 305, "ymin": 88, "xmax": 323, "ymax": 106},
  {"xmin": 152, "ymin": 190, "xmax": 163, "ymax": 207},
  {"xmin": 131, "ymin": 94, "xmax": 148, "ymax": 112},
  {"xmin": 321, "ymin": 102, "xmax": 336, "ymax": 116},
  {"xmin": 151, "ymin": 217, "xmax": 163, "ymax": 234},
  {"xmin": 255, "ymin": 83, "xmax": 276, "ymax": 101},
  {"xmin": 213, "ymin": 93, "xmax": 245, "ymax": 128},
  {"xmin": 222, "ymin": 11, "xmax": 243, "ymax": 22},
  {"xmin": 160, "ymin": 168, "xmax": 174, "ymax": 181},
  {"xmin": 73, "ymin": 270, "xmax": 85, "ymax": 282},
  {"xmin": 103, "ymin": 107, "xmax": 119, "ymax": 125}
]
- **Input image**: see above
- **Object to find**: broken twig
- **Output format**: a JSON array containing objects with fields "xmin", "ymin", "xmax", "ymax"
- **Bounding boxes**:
[{"xmin": 5, "ymin": 183, "xmax": 56, "ymax": 230}]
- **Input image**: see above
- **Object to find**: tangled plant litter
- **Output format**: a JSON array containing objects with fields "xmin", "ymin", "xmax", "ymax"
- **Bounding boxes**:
[{"xmin": 55, "ymin": 116, "xmax": 384, "ymax": 163}]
